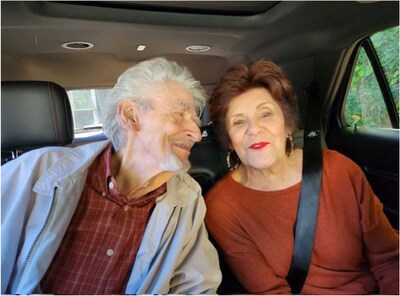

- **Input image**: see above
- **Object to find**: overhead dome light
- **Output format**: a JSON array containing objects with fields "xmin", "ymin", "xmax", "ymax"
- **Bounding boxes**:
[
  {"xmin": 61, "ymin": 41, "xmax": 94, "ymax": 50},
  {"xmin": 186, "ymin": 45, "xmax": 211, "ymax": 52}
]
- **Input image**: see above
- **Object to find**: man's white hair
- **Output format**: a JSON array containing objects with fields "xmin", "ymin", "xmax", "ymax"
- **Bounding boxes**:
[{"xmin": 102, "ymin": 57, "xmax": 207, "ymax": 151}]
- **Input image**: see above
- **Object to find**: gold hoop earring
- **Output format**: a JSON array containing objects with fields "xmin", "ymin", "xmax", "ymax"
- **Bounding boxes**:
[
  {"xmin": 226, "ymin": 150, "xmax": 239, "ymax": 171},
  {"xmin": 286, "ymin": 134, "xmax": 294, "ymax": 156}
]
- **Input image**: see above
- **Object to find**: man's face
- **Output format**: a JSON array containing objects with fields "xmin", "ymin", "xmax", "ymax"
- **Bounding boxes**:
[{"xmin": 135, "ymin": 82, "xmax": 202, "ymax": 173}]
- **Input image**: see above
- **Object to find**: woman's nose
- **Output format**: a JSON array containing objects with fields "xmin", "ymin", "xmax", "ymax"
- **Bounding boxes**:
[{"xmin": 247, "ymin": 118, "xmax": 262, "ymax": 135}]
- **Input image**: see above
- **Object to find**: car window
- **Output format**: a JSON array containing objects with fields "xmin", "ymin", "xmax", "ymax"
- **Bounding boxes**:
[
  {"xmin": 67, "ymin": 87, "xmax": 212, "ymax": 138},
  {"xmin": 371, "ymin": 26, "xmax": 399, "ymax": 106},
  {"xmin": 67, "ymin": 88, "xmax": 112, "ymax": 137},
  {"xmin": 344, "ymin": 26, "xmax": 399, "ymax": 128}
]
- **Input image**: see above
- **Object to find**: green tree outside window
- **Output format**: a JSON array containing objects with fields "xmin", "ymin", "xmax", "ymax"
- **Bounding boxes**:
[{"xmin": 345, "ymin": 26, "xmax": 399, "ymax": 128}]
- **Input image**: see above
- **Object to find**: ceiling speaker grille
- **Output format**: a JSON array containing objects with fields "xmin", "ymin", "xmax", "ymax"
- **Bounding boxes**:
[{"xmin": 61, "ymin": 41, "xmax": 94, "ymax": 50}]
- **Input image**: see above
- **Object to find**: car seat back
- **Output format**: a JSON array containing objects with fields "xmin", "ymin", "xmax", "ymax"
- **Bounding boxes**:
[
  {"xmin": 1, "ymin": 81, "xmax": 74, "ymax": 164},
  {"xmin": 188, "ymin": 125, "xmax": 228, "ymax": 196}
]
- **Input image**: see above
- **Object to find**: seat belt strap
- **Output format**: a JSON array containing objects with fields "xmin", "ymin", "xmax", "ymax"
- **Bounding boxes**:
[{"xmin": 286, "ymin": 83, "xmax": 323, "ymax": 294}]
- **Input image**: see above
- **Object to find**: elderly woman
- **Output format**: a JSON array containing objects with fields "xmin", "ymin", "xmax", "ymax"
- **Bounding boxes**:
[{"xmin": 205, "ymin": 59, "xmax": 399, "ymax": 294}]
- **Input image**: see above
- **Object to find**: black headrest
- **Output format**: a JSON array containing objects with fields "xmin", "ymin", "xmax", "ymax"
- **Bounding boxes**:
[
  {"xmin": 1, "ymin": 81, "xmax": 74, "ymax": 150},
  {"xmin": 188, "ymin": 126, "xmax": 228, "ymax": 196}
]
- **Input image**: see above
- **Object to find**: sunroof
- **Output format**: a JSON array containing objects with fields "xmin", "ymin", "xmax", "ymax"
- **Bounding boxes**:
[{"xmin": 67, "ymin": 1, "xmax": 280, "ymax": 16}]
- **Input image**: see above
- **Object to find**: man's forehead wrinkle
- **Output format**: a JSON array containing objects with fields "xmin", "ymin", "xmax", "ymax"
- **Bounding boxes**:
[
  {"xmin": 150, "ymin": 97, "xmax": 199, "ymax": 119},
  {"xmin": 172, "ymin": 101, "xmax": 191, "ymax": 111},
  {"xmin": 153, "ymin": 98, "xmax": 190, "ymax": 109},
  {"xmin": 181, "ymin": 101, "xmax": 191, "ymax": 110}
]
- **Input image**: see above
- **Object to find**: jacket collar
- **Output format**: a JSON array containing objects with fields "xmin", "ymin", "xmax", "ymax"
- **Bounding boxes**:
[
  {"xmin": 33, "ymin": 140, "xmax": 110, "ymax": 195},
  {"xmin": 33, "ymin": 140, "xmax": 198, "ymax": 208},
  {"xmin": 162, "ymin": 174, "xmax": 198, "ymax": 207}
]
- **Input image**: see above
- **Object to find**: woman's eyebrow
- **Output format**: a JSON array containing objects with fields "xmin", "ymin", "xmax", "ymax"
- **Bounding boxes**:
[
  {"xmin": 257, "ymin": 102, "xmax": 274, "ymax": 109},
  {"xmin": 229, "ymin": 113, "xmax": 245, "ymax": 118}
]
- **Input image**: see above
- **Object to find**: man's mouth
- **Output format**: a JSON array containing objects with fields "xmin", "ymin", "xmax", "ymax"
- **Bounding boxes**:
[
  {"xmin": 173, "ymin": 142, "xmax": 193, "ymax": 154},
  {"xmin": 248, "ymin": 142, "xmax": 269, "ymax": 150}
]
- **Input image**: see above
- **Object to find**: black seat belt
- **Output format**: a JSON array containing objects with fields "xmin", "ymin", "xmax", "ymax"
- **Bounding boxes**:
[{"xmin": 286, "ymin": 83, "xmax": 323, "ymax": 294}]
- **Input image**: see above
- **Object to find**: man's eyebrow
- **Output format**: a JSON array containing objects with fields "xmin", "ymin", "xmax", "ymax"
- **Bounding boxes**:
[
  {"xmin": 175, "ymin": 101, "xmax": 191, "ymax": 111},
  {"xmin": 195, "ymin": 117, "xmax": 201, "ymax": 126}
]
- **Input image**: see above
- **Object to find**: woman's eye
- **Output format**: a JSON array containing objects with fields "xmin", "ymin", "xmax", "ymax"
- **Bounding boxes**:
[
  {"xmin": 260, "ymin": 111, "xmax": 271, "ymax": 118},
  {"xmin": 232, "ymin": 119, "xmax": 245, "ymax": 126}
]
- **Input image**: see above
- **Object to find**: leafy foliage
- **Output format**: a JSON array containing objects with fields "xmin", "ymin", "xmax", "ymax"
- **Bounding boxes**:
[{"xmin": 345, "ymin": 26, "xmax": 399, "ymax": 128}]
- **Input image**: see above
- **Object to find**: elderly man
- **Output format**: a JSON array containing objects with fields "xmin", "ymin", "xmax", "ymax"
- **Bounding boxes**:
[{"xmin": 2, "ymin": 57, "xmax": 221, "ymax": 294}]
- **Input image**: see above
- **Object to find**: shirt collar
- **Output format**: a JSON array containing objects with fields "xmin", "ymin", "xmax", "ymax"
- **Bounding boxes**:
[{"xmin": 87, "ymin": 144, "xmax": 167, "ymax": 206}]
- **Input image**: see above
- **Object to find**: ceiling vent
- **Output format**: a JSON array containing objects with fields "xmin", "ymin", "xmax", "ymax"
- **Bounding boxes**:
[
  {"xmin": 61, "ymin": 41, "xmax": 94, "ymax": 50},
  {"xmin": 186, "ymin": 45, "xmax": 211, "ymax": 52}
]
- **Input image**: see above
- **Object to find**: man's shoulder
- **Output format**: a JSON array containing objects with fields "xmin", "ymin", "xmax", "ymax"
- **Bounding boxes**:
[
  {"xmin": 164, "ymin": 173, "xmax": 203, "ymax": 207},
  {"xmin": 2, "ymin": 141, "xmax": 110, "ymax": 177},
  {"xmin": 172, "ymin": 173, "xmax": 202, "ymax": 193},
  {"xmin": 3, "ymin": 146, "xmax": 72, "ymax": 170}
]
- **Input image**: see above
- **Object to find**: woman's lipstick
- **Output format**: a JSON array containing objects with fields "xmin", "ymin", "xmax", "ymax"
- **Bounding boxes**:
[{"xmin": 248, "ymin": 142, "xmax": 269, "ymax": 150}]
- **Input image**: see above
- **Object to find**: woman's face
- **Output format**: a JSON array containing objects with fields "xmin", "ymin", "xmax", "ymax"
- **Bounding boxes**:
[{"xmin": 225, "ymin": 87, "xmax": 289, "ymax": 170}]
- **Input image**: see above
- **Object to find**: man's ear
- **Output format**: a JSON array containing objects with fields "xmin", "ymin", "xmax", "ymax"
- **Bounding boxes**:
[{"xmin": 117, "ymin": 100, "xmax": 139, "ymax": 130}]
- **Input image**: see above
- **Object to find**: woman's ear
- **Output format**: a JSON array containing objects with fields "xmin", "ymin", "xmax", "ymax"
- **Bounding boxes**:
[
  {"xmin": 117, "ymin": 100, "xmax": 139, "ymax": 131},
  {"xmin": 285, "ymin": 127, "xmax": 293, "ymax": 136},
  {"xmin": 284, "ymin": 122, "xmax": 292, "ymax": 135}
]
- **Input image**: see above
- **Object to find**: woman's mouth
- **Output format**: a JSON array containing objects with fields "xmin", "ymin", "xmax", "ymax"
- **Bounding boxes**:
[{"xmin": 248, "ymin": 142, "xmax": 269, "ymax": 150}]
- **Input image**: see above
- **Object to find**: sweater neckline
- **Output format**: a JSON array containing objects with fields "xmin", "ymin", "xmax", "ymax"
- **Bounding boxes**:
[{"xmin": 226, "ymin": 172, "xmax": 301, "ymax": 196}]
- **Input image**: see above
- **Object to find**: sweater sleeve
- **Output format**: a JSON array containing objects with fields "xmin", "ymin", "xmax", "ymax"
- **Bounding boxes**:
[
  {"xmin": 346, "ymin": 156, "xmax": 399, "ymax": 294},
  {"xmin": 205, "ymin": 182, "xmax": 291, "ymax": 294}
]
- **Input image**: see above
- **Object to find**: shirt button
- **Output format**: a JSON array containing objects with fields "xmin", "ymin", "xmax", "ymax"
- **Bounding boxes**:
[
  {"xmin": 124, "ymin": 205, "xmax": 129, "ymax": 211},
  {"xmin": 108, "ymin": 181, "xmax": 115, "ymax": 190},
  {"xmin": 106, "ymin": 249, "xmax": 114, "ymax": 256}
]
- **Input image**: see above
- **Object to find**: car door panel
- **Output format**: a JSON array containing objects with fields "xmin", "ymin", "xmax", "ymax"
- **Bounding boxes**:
[{"xmin": 327, "ymin": 127, "xmax": 399, "ymax": 229}]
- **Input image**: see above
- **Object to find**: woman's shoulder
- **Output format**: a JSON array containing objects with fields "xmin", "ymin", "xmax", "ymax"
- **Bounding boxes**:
[
  {"xmin": 205, "ymin": 173, "xmax": 240, "ymax": 204},
  {"xmin": 323, "ymin": 149, "xmax": 354, "ymax": 165},
  {"xmin": 206, "ymin": 174, "xmax": 233, "ymax": 196},
  {"xmin": 322, "ymin": 149, "xmax": 364, "ymax": 177}
]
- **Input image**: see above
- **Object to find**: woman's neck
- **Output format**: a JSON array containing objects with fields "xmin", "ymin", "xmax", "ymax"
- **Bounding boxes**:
[{"xmin": 232, "ymin": 149, "xmax": 303, "ymax": 191}]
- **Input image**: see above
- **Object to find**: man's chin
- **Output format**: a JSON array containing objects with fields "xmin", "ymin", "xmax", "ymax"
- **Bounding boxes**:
[
  {"xmin": 181, "ymin": 160, "xmax": 191, "ymax": 172},
  {"xmin": 172, "ymin": 159, "xmax": 191, "ymax": 174},
  {"xmin": 160, "ymin": 155, "xmax": 190, "ymax": 173}
]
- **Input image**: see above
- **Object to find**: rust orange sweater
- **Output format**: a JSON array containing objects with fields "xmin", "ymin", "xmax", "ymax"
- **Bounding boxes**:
[{"xmin": 205, "ymin": 150, "xmax": 399, "ymax": 294}]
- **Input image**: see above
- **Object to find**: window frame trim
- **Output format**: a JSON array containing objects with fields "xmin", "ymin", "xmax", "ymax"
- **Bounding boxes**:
[
  {"xmin": 363, "ymin": 38, "xmax": 399, "ymax": 128},
  {"xmin": 337, "ymin": 31, "xmax": 399, "ymax": 130}
]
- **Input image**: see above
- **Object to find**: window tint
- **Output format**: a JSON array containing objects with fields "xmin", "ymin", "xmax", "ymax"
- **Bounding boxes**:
[
  {"xmin": 344, "ymin": 26, "xmax": 399, "ymax": 128},
  {"xmin": 67, "ymin": 88, "xmax": 112, "ymax": 135},
  {"xmin": 67, "ymin": 87, "xmax": 210, "ymax": 137},
  {"xmin": 370, "ymin": 26, "xmax": 399, "ymax": 112}
]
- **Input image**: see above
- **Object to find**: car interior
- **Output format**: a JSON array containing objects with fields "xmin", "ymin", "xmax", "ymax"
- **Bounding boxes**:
[{"xmin": 2, "ymin": 1, "xmax": 399, "ymax": 294}]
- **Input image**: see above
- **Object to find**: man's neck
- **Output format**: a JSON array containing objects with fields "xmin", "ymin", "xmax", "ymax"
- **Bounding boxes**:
[{"xmin": 110, "ymin": 149, "xmax": 173, "ymax": 200}]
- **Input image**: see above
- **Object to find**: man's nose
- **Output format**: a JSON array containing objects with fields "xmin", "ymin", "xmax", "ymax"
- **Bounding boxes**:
[{"xmin": 184, "ymin": 119, "xmax": 202, "ymax": 143}]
